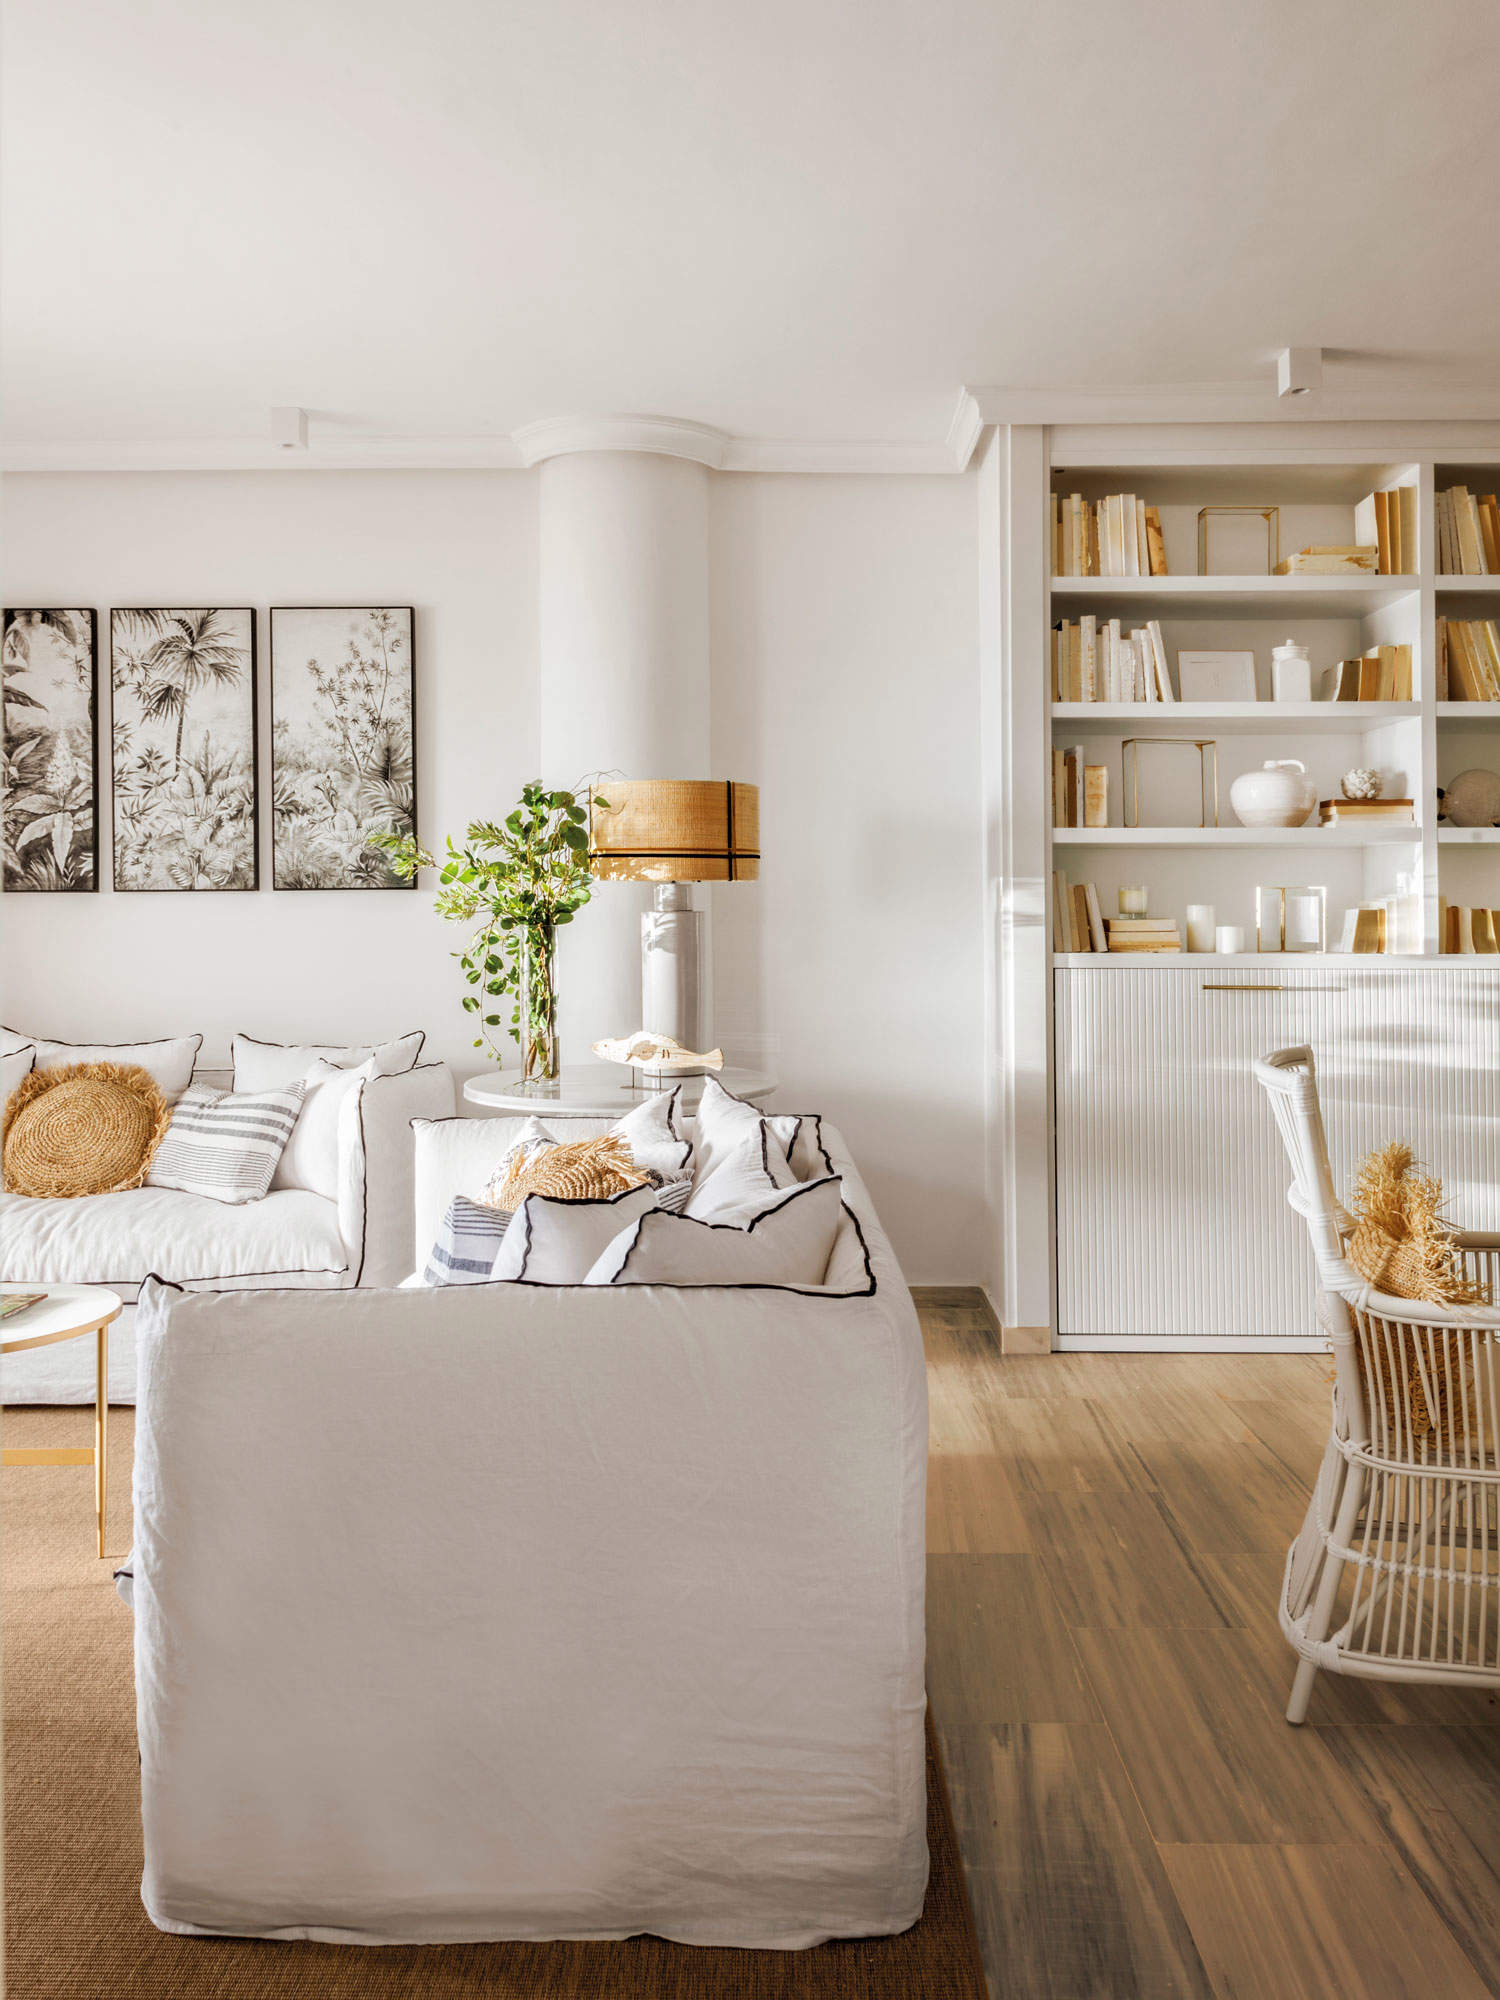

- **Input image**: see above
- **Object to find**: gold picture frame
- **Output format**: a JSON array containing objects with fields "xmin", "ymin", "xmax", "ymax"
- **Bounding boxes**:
[
  {"xmin": 1197, "ymin": 505, "xmax": 1280, "ymax": 576},
  {"xmin": 1122, "ymin": 738, "xmax": 1220, "ymax": 828}
]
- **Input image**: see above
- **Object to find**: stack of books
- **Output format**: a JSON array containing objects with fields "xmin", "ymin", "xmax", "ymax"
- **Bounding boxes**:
[
  {"xmin": 1355, "ymin": 486, "xmax": 1419, "ymax": 574},
  {"xmin": 1051, "ymin": 873, "xmax": 1107, "ymax": 951},
  {"xmin": 1105, "ymin": 917, "xmax": 1182, "ymax": 953},
  {"xmin": 1051, "ymin": 748, "xmax": 1109, "ymax": 828},
  {"xmin": 1440, "ymin": 903, "xmax": 1500, "ymax": 953},
  {"xmin": 1437, "ymin": 619, "xmax": 1500, "ymax": 700},
  {"xmin": 1320, "ymin": 645, "xmax": 1413, "ymax": 700},
  {"xmin": 1051, "ymin": 616, "xmax": 1174, "ymax": 702},
  {"xmin": 1052, "ymin": 494, "xmax": 1169, "ymax": 577},
  {"xmin": 1274, "ymin": 546, "xmax": 1379, "ymax": 576},
  {"xmin": 1318, "ymin": 797, "xmax": 1414, "ymax": 827},
  {"xmin": 1437, "ymin": 487, "xmax": 1500, "ymax": 575}
]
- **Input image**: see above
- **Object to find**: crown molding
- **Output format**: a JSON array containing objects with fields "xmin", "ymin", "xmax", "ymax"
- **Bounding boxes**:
[
  {"xmin": 970, "ymin": 380, "xmax": 1500, "ymax": 426},
  {"xmin": 946, "ymin": 388, "xmax": 985, "ymax": 470},
  {"xmin": 512, "ymin": 413, "xmax": 731, "ymax": 469},
  {"xmin": 0, "ymin": 434, "xmax": 526, "ymax": 472}
]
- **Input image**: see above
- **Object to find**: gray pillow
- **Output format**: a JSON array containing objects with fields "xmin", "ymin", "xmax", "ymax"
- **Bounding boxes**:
[{"xmin": 424, "ymin": 1195, "xmax": 513, "ymax": 1286}]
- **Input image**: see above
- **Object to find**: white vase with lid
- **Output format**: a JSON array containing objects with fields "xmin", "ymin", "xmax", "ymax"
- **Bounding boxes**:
[
  {"xmin": 1230, "ymin": 758, "xmax": 1316, "ymax": 828},
  {"xmin": 1271, "ymin": 638, "xmax": 1312, "ymax": 702}
]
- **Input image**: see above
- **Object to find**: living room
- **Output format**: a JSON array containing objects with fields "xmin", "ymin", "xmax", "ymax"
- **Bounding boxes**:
[{"xmin": 5, "ymin": 5, "xmax": 1500, "ymax": 1997}]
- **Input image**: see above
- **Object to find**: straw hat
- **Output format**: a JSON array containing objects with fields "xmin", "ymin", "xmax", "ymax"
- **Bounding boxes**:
[{"xmin": 3, "ymin": 1062, "xmax": 170, "ymax": 1198}]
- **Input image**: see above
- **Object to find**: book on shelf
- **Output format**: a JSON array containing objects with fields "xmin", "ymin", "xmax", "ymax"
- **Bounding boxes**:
[
  {"xmin": 1051, "ymin": 493, "xmax": 1169, "ymax": 577},
  {"xmin": 1353, "ymin": 487, "xmax": 1419, "ymax": 574},
  {"xmin": 1051, "ymin": 745, "xmax": 1088, "ymax": 827},
  {"xmin": 1437, "ymin": 486, "xmax": 1500, "ymax": 575},
  {"xmin": 1273, "ymin": 545, "xmax": 1379, "ymax": 576},
  {"xmin": 1319, "ymin": 644, "xmax": 1412, "ymax": 701},
  {"xmin": 1050, "ymin": 872, "xmax": 1110, "ymax": 952},
  {"xmin": 1083, "ymin": 765, "xmax": 1108, "ymax": 828},
  {"xmin": 1438, "ymin": 619, "xmax": 1500, "ymax": 701},
  {"xmin": 1441, "ymin": 902, "xmax": 1500, "ymax": 954},
  {"xmin": 1318, "ymin": 797, "xmax": 1415, "ymax": 825},
  {"xmin": 1051, "ymin": 616, "xmax": 1175, "ymax": 702}
]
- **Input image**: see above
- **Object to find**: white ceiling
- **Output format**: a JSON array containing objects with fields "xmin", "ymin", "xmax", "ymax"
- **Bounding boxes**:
[{"xmin": 5, "ymin": 0, "xmax": 1499, "ymax": 456}]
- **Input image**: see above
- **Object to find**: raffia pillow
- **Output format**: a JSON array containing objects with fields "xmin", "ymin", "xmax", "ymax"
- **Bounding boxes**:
[
  {"xmin": 493, "ymin": 1133, "xmax": 650, "ymax": 1209},
  {"xmin": 2, "ymin": 1061, "xmax": 170, "ymax": 1198}
]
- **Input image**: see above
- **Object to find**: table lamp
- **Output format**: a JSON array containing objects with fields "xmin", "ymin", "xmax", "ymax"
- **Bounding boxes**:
[{"xmin": 589, "ymin": 781, "xmax": 759, "ymax": 1076}]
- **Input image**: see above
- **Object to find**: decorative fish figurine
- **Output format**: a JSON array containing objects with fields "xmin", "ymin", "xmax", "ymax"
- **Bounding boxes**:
[{"xmin": 591, "ymin": 1032, "xmax": 725, "ymax": 1070}]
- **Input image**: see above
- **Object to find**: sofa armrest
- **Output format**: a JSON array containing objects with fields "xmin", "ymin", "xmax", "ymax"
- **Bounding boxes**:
[{"xmin": 338, "ymin": 1063, "xmax": 456, "ymax": 1287}]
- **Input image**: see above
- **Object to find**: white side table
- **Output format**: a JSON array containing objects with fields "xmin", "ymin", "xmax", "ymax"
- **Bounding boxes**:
[
  {"xmin": 1, "ymin": 1284, "xmax": 122, "ymax": 1558},
  {"xmin": 463, "ymin": 1064, "xmax": 778, "ymax": 1117}
]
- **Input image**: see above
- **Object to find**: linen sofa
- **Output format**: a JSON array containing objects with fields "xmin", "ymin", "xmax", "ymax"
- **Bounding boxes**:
[
  {"xmin": 1, "ymin": 1060, "xmax": 454, "ymax": 1402},
  {"xmin": 124, "ymin": 1112, "xmax": 928, "ymax": 1948}
]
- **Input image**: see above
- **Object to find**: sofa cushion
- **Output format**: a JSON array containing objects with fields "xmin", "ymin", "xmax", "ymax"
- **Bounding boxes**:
[
  {"xmin": 0, "ymin": 1185, "xmax": 348, "ymax": 1299},
  {"xmin": 273, "ymin": 1056, "xmax": 377, "ymax": 1200},
  {"xmin": 586, "ymin": 1176, "xmax": 847, "ymax": 1289},
  {"xmin": 231, "ymin": 1031, "xmax": 424, "ymax": 1092},
  {"xmin": 3, "ymin": 1030, "xmax": 202, "ymax": 1104},
  {"xmin": 492, "ymin": 1182, "xmax": 661, "ymax": 1284},
  {"xmin": 685, "ymin": 1131, "xmax": 796, "ymax": 1224},
  {"xmin": 2, "ymin": 1040, "xmax": 35, "ymax": 1105}
]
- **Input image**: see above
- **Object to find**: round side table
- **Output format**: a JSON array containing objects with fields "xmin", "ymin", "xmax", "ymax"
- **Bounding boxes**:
[
  {"xmin": 463, "ymin": 1064, "xmax": 778, "ymax": 1117},
  {"xmin": 2, "ymin": 1284, "xmax": 122, "ymax": 1558}
]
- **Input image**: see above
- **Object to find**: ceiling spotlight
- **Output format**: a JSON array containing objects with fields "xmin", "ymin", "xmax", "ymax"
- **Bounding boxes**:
[
  {"xmin": 1276, "ymin": 348, "xmax": 1322, "ymax": 399},
  {"xmin": 270, "ymin": 406, "xmax": 308, "ymax": 450}
]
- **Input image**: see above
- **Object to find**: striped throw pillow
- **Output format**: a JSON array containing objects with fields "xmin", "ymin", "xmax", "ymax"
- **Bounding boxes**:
[
  {"xmin": 424, "ymin": 1195, "xmax": 513, "ymax": 1286},
  {"xmin": 146, "ymin": 1082, "xmax": 307, "ymax": 1205}
]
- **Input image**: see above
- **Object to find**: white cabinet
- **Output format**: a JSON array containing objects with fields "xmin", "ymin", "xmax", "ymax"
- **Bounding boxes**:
[{"xmin": 1054, "ymin": 967, "xmax": 1500, "ymax": 1342}]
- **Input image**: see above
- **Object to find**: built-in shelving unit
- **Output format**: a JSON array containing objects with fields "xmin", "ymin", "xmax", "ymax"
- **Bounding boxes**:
[{"xmin": 1044, "ymin": 449, "xmax": 1500, "ymax": 965}]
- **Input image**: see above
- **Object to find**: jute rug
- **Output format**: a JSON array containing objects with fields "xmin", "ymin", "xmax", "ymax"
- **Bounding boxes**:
[{"xmin": 5, "ymin": 1408, "xmax": 987, "ymax": 1999}]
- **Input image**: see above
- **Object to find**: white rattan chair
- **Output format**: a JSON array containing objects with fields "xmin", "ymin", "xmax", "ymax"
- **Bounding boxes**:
[{"xmin": 1255, "ymin": 1044, "xmax": 1500, "ymax": 1723}]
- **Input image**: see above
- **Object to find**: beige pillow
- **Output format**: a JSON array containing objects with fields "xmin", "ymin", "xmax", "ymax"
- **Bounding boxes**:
[{"xmin": 2, "ymin": 1062, "xmax": 170, "ymax": 1198}]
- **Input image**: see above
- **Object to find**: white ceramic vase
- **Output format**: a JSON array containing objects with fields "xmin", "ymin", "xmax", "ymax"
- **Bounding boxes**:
[{"xmin": 1230, "ymin": 758, "xmax": 1316, "ymax": 829}]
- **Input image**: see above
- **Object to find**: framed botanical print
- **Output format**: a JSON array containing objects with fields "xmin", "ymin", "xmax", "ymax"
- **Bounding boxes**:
[
  {"xmin": 2, "ymin": 608, "xmax": 99, "ymax": 892},
  {"xmin": 110, "ymin": 608, "xmax": 258, "ymax": 890},
  {"xmin": 269, "ymin": 606, "xmax": 415, "ymax": 889}
]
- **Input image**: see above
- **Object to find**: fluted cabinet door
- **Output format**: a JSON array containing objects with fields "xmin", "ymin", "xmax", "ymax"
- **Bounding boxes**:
[{"xmin": 1054, "ymin": 968, "xmax": 1500, "ymax": 1341}]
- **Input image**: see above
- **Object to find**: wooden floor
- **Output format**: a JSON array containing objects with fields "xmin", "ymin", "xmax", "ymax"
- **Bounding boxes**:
[{"xmin": 919, "ymin": 1295, "xmax": 1500, "ymax": 2000}]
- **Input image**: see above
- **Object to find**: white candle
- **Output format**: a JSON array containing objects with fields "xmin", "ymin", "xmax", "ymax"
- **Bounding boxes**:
[
  {"xmin": 1119, "ymin": 885, "xmax": 1148, "ymax": 917},
  {"xmin": 1186, "ymin": 903, "xmax": 1216, "ymax": 953},
  {"xmin": 1216, "ymin": 925, "xmax": 1247, "ymax": 955}
]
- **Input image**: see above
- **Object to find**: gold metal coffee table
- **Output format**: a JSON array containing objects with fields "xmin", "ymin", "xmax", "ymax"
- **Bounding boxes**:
[{"xmin": 1, "ymin": 1284, "xmax": 122, "ymax": 1558}]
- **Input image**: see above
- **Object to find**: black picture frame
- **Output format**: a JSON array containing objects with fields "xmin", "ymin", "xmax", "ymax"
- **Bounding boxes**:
[
  {"xmin": 1, "ymin": 608, "xmax": 100, "ymax": 893},
  {"xmin": 109, "ymin": 607, "xmax": 260, "ymax": 892},
  {"xmin": 268, "ymin": 605, "xmax": 417, "ymax": 891}
]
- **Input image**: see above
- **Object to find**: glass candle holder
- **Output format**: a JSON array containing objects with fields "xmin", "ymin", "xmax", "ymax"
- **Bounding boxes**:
[{"xmin": 1118, "ymin": 885, "xmax": 1149, "ymax": 917}]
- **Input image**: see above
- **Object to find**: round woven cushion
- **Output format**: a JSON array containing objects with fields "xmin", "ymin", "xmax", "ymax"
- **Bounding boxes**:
[{"xmin": 2, "ymin": 1062, "xmax": 169, "ymax": 1198}]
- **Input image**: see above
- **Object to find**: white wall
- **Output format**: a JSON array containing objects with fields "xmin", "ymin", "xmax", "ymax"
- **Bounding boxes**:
[
  {"xmin": 1, "ymin": 470, "xmax": 538, "ymax": 1073},
  {"xmin": 2, "ymin": 466, "xmax": 986, "ymax": 1283},
  {"xmin": 710, "ymin": 474, "xmax": 984, "ymax": 1282}
]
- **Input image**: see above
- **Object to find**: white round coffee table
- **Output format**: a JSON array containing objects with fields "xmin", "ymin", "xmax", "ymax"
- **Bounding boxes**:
[
  {"xmin": 463, "ymin": 1064, "xmax": 778, "ymax": 1117},
  {"xmin": 2, "ymin": 1284, "xmax": 122, "ymax": 1558}
]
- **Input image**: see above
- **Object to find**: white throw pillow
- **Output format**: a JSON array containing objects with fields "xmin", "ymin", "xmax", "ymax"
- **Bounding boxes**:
[
  {"xmin": 612, "ymin": 1086, "xmax": 694, "ymax": 1179},
  {"xmin": 231, "ymin": 1030, "xmax": 424, "ymax": 1093},
  {"xmin": 689, "ymin": 1075, "xmax": 791, "ymax": 1186},
  {"xmin": 273, "ymin": 1056, "xmax": 377, "ymax": 1200},
  {"xmin": 2, "ymin": 1041, "xmax": 35, "ymax": 1105},
  {"xmin": 585, "ymin": 1176, "xmax": 847, "ymax": 1289},
  {"xmin": 478, "ymin": 1115, "xmax": 563, "ymax": 1205},
  {"xmin": 493, "ymin": 1182, "xmax": 661, "ymax": 1284},
  {"xmin": 146, "ymin": 1082, "xmax": 307, "ymax": 1205},
  {"xmin": 684, "ymin": 1131, "xmax": 797, "ymax": 1224},
  {"xmin": 5, "ymin": 1029, "xmax": 203, "ymax": 1104}
]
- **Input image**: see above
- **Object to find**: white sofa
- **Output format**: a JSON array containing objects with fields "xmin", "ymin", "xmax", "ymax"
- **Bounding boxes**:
[
  {"xmin": 1, "ymin": 1062, "xmax": 454, "ymax": 1402},
  {"xmin": 124, "ymin": 1113, "xmax": 928, "ymax": 1948}
]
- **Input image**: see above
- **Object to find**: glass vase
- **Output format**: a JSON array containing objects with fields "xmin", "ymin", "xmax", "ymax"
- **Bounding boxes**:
[{"xmin": 518, "ymin": 920, "xmax": 560, "ymax": 1087}]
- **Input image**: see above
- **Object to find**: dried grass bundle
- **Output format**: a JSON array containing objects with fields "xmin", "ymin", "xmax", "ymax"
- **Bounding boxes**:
[{"xmin": 495, "ymin": 1132, "xmax": 649, "ymax": 1208}]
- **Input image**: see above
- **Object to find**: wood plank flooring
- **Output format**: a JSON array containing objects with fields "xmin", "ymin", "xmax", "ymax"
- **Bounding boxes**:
[{"xmin": 919, "ymin": 1296, "xmax": 1500, "ymax": 2000}]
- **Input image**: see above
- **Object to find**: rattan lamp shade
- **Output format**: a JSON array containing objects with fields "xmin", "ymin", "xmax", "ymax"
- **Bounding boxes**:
[{"xmin": 589, "ymin": 781, "xmax": 759, "ymax": 883}]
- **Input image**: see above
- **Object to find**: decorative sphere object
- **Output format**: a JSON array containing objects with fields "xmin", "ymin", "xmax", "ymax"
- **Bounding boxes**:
[
  {"xmin": 1341, "ymin": 767, "xmax": 1381, "ymax": 800},
  {"xmin": 1440, "ymin": 767, "xmax": 1500, "ymax": 828},
  {"xmin": 1229, "ymin": 758, "xmax": 1317, "ymax": 829}
]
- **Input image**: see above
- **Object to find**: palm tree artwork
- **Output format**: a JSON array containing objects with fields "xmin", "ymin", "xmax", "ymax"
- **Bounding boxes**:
[
  {"xmin": 269, "ymin": 607, "xmax": 415, "ymax": 889},
  {"xmin": 3, "ymin": 608, "xmax": 98, "ymax": 892},
  {"xmin": 110, "ymin": 608, "xmax": 257, "ymax": 890}
]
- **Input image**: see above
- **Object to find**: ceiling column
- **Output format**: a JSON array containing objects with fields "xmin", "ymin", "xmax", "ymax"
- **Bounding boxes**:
[{"xmin": 528, "ymin": 418, "xmax": 724, "ymax": 1059}]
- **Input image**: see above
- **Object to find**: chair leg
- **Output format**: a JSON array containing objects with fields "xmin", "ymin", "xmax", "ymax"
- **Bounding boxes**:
[{"xmin": 1286, "ymin": 1657, "xmax": 1319, "ymax": 1725}]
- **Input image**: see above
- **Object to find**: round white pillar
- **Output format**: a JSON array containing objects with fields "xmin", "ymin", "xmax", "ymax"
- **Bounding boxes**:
[{"xmin": 536, "ymin": 445, "xmax": 712, "ymax": 1057}]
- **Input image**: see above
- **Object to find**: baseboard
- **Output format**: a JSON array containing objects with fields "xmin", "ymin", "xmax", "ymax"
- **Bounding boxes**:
[
  {"xmin": 910, "ymin": 1288, "xmax": 1054, "ymax": 1355},
  {"xmin": 1056, "ymin": 1335, "xmax": 1328, "ymax": 1353},
  {"xmin": 999, "ymin": 1322, "xmax": 1052, "ymax": 1355}
]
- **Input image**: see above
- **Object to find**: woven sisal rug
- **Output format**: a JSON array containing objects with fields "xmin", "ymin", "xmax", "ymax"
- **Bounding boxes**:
[{"xmin": 4, "ymin": 1407, "xmax": 986, "ymax": 2000}]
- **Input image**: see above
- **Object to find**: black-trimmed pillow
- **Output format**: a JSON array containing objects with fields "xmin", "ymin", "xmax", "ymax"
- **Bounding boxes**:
[
  {"xmin": 585, "ymin": 1175, "xmax": 847, "ymax": 1289},
  {"xmin": 493, "ymin": 1181, "xmax": 661, "ymax": 1284}
]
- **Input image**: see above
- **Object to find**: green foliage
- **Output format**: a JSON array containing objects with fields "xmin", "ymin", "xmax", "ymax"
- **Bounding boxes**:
[{"xmin": 373, "ymin": 783, "xmax": 607, "ymax": 1067}]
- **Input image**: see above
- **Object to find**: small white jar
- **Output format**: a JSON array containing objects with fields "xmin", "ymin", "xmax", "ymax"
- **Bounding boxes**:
[
  {"xmin": 1271, "ymin": 639, "xmax": 1312, "ymax": 703},
  {"xmin": 1229, "ymin": 759, "xmax": 1316, "ymax": 829}
]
